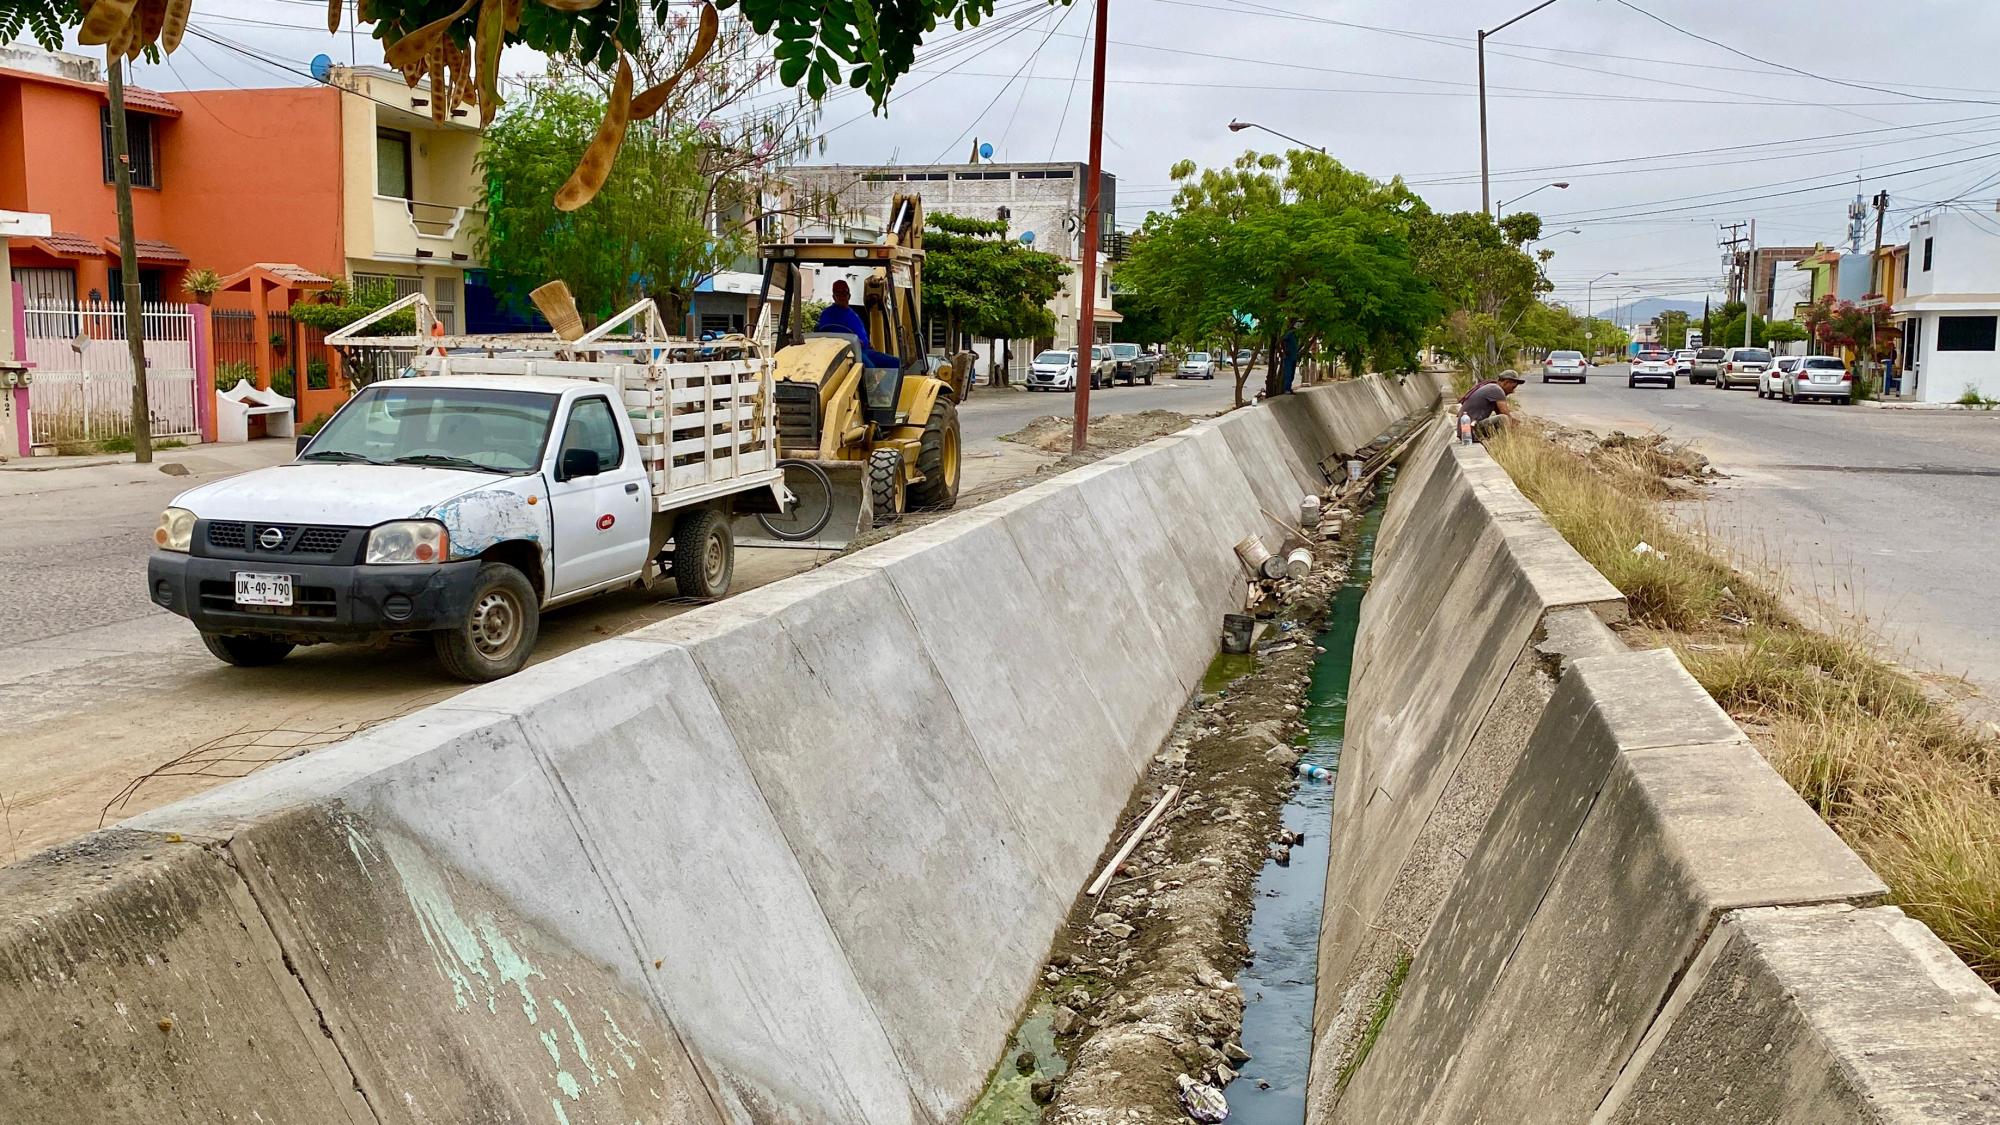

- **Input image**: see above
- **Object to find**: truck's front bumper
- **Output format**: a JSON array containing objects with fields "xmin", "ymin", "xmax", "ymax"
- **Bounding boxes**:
[{"xmin": 147, "ymin": 552, "xmax": 484, "ymax": 642}]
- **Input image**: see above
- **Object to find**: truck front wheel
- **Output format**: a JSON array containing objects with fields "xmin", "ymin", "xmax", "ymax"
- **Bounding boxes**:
[
  {"xmin": 201, "ymin": 633, "xmax": 294, "ymax": 667},
  {"xmin": 433, "ymin": 562, "xmax": 539, "ymax": 682},
  {"xmin": 671, "ymin": 508, "xmax": 735, "ymax": 600}
]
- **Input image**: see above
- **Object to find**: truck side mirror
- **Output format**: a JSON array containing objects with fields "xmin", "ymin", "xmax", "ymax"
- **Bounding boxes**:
[{"xmin": 559, "ymin": 447, "xmax": 601, "ymax": 480}]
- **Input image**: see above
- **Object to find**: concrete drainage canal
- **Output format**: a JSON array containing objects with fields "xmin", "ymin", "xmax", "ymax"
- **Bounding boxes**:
[{"xmin": 965, "ymin": 466, "xmax": 1393, "ymax": 1124}]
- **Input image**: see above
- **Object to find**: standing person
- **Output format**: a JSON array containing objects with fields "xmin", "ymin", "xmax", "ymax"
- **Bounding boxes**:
[{"xmin": 1461, "ymin": 370, "xmax": 1523, "ymax": 441}]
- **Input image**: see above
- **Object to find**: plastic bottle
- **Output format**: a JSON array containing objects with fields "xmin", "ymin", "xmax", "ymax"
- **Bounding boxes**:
[
  {"xmin": 1458, "ymin": 410, "xmax": 1474, "ymax": 444},
  {"xmin": 1296, "ymin": 762, "xmax": 1330, "ymax": 782}
]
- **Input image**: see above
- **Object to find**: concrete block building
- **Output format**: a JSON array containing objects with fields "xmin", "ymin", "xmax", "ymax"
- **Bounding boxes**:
[{"xmin": 1893, "ymin": 208, "xmax": 2000, "ymax": 403}]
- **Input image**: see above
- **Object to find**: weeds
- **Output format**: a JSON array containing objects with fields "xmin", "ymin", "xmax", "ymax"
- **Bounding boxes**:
[
  {"xmin": 1338, "ymin": 951, "xmax": 1411, "ymax": 1095},
  {"xmin": 1488, "ymin": 425, "xmax": 2000, "ymax": 986}
]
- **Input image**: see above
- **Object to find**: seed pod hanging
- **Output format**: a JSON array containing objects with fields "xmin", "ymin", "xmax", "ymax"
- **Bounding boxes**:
[
  {"xmin": 384, "ymin": 0, "xmax": 478, "ymax": 72},
  {"xmin": 630, "ymin": 1, "xmax": 718, "ymax": 121},
  {"xmin": 554, "ymin": 52, "xmax": 632, "ymax": 212},
  {"xmin": 78, "ymin": 0, "xmax": 138, "ymax": 46}
]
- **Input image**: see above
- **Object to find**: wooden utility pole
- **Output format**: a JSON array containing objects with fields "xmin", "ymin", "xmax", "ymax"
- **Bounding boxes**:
[
  {"xmin": 106, "ymin": 55, "xmax": 153, "ymax": 463},
  {"xmin": 1071, "ymin": 0, "xmax": 1109, "ymax": 453}
]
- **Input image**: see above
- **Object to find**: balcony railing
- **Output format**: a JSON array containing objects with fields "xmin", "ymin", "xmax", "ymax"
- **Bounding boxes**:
[{"xmin": 371, "ymin": 195, "xmax": 483, "ymax": 265}]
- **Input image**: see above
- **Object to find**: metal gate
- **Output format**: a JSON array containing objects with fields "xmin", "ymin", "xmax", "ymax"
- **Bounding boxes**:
[{"xmin": 25, "ymin": 300, "xmax": 201, "ymax": 447}]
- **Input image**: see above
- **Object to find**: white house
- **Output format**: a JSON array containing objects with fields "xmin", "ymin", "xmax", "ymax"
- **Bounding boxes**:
[{"xmin": 1894, "ymin": 209, "xmax": 2000, "ymax": 403}]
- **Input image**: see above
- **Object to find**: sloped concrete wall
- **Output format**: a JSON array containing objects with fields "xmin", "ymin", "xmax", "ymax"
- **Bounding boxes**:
[
  {"xmin": 1310, "ymin": 429, "xmax": 2000, "ymax": 1124},
  {"xmin": 0, "ymin": 375, "xmax": 1435, "ymax": 1125}
]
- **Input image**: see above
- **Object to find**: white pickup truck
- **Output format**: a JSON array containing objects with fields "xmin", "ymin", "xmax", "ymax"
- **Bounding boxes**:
[{"xmin": 146, "ymin": 298, "xmax": 786, "ymax": 681}]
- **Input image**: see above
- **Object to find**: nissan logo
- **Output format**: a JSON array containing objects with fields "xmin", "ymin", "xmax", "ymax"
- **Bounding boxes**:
[{"xmin": 258, "ymin": 527, "xmax": 286, "ymax": 550}]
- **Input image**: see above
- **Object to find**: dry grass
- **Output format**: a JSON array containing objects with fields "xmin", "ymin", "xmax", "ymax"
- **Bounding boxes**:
[{"xmin": 1487, "ymin": 425, "xmax": 2000, "ymax": 986}]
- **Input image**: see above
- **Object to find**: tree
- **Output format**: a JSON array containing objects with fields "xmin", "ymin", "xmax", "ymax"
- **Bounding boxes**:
[
  {"xmin": 1120, "ymin": 150, "xmax": 1438, "ymax": 406},
  {"xmin": 1800, "ymin": 295, "xmax": 1891, "ymax": 360},
  {"xmin": 1411, "ymin": 209, "xmax": 1549, "ymax": 378},
  {"xmin": 478, "ymin": 69, "xmax": 816, "ymax": 329},
  {"xmin": 922, "ymin": 212, "xmax": 1067, "ymax": 355},
  {"xmin": 1655, "ymin": 309, "xmax": 1691, "ymax": 349}
]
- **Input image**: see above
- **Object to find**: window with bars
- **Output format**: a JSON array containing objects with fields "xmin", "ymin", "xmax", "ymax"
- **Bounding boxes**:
[{"xmin": 100, "ymin": 107, "xmax": 158, "ymax": 188}]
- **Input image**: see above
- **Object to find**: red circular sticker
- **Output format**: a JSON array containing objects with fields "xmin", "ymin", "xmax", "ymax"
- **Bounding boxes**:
[{"xmin": 596, "ymin": 514, "xmax": 616, "ymax": 530}]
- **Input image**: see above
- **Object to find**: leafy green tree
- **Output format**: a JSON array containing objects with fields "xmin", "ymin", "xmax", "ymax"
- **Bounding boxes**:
[
  {"xmin": 1411, "ymin": 210, "xmax": 1549, "ymax": 378},
  {"xmin": 922, "ymin": 212, "xmax": 1067, "ymax": 351},
  {"xmin": 1120, "ymin": 150, "xmax": 1438, "ymax": 406},
  {"xmin": 1765, "ymin": 319, "xmax": 1808, "ymax": 345},
  {"xmin": 1655, "ymin": 309, "xmax": 1691, "ymax": 349}
]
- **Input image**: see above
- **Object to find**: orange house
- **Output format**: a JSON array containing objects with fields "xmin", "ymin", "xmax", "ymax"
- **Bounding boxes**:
[{"xmin": 2, "ymin": 47, "xmax": 492, "ymax": 430}]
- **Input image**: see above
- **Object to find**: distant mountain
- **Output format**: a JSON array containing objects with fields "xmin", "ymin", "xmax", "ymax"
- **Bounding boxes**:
[{"xmin": 1600, "ymin": 297, "xmax": 1711, "ymax": 324}]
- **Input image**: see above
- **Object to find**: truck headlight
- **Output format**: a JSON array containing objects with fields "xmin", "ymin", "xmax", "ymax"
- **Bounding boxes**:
[
  {"xmin": 154, "ymin": 507, "xmax": 195, "ymax": 552},
  {"xmin": 365, "ymin": 520, "xmax": 449, "ymax": 564}
]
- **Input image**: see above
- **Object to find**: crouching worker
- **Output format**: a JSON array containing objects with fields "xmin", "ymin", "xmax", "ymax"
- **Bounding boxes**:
[{"xmin": 1460, "ymin": 370, "xmax": 1522, "ymax": 441}]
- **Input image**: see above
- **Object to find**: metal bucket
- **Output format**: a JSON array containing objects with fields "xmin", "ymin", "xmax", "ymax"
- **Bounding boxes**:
[{"xmin": 1221, "ymin": 613, "xmax": 1256, "ymax": 654}]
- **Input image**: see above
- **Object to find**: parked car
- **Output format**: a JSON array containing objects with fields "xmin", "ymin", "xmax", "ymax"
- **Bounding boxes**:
[
  {"xmin": 1177, "ymin": 351, "xmax": 1216, "ymax": 379},
  {"xmin": 1027, "ymin": 349, "xmax": 1081, "ymax": 391},
  {"xmin": 1782, "ymin": 355, "xmax": 1854, "ymax": 403},
  {"xmin": 1085, "ymin": 345, "xmax": 1115, "ymax": 389},
  {"xmin": 1674, "ymin": 349, "xmax": 1696, "ymax": 378},
  {"xmin": 1233, "ymin": 348, "xmax": 1255, "ymax": 367},
  {"xmin": 1628, "ymin": 349, "xmax": 1677, "ymax": 389},
  {"xmin": 1760, "ymin": 355, "xmax": 1802, "ymax": 398},
  {"xmin": 1541, "ymin": 350, "xmax": 1588, "ymax": 383},
  {"xmin": 1109, "ymin": 342, "xmax": 1157, "ymax": 385},
  {"xmin": 1715, "ymin": 346, "xmax": 1772, "ymax": 390},
  {"xmin": 1690, "ymin": 346, "xmax": 1728, "ymax": 384}
]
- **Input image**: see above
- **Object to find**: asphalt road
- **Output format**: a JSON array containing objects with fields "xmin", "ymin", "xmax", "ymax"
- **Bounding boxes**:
[
  {"xmin": 0, "ymin": 381, "xmax": 1245, "ymax": 860},
  {"xmin": 958, "ymin": 369, "xmax": 1246, "ymax": 444},
  {"xmin": 1524, "ymin": 364, "xmax": 2000, "ymax": 711}
]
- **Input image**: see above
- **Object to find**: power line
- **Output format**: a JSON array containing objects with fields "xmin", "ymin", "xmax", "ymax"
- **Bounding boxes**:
[{"xmin": 1048, "ymin": 0, "xmax": 1096, "ymax": 161}]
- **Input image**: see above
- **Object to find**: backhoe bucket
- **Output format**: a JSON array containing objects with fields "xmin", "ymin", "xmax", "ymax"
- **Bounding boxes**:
[{"xmin": 730, "ymin": 460, "xmax": 873, "ymax": 551}]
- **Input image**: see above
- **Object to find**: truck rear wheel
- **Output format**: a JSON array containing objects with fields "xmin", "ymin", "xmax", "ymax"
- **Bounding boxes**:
[
  {"xmin": 907, "ymin": 398, "xmax": 961, "ymax": 509},
  {"xmin": 433, "ymin": 562, "xmax": 538, "ymax": 682},
  {"xmin": 869, "ymin": 448, "xmax": 906, "ymax": 527},
  {"xmin": 201, "ymin": 633, "xmax": 294, "ymax": 667},
  {"xmin": 671, "ymin": 508, "xmax": 734, "ymax": 599}
]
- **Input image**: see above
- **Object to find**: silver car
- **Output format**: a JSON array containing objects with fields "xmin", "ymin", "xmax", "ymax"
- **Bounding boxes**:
[
  {"xmin": 1177, "ymin": 351, "xmax": 1216, "ymax": 380},
  {"xmin": 1782, "ymin": 355, "xmax": 1853, "ymax": 404},
  {"xmin": 1541, "ymin": 350, "xmax": 1587, "ymax": 383},
  {"xmin": 1759, "ymin": 355, "xmax": 1801, "ymax": 398},
  {"xmin": 1714, "ymin": 346, "xmax": 1772, "ymax": 390}
]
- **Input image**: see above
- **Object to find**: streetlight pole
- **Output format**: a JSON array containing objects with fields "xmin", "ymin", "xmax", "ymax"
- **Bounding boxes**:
[
  {"xmin": 1497, "ymin": 181, "xmax": 1569, "ymax": 214},
  {"xmin": 1480, "ymin": 0, "xmax": 1565, "ymax": 217},
  {"xmin": 1227, "ymin": 119, "xmax": 1327, "ymax": 154},
  {"xmin": 1585, "ymin": 269, "xmax": 1618, "ymax": 359},
  {"xmin": 1527, "ymin": 227, "xmax": 1582, "ymax": 246},
  {"xmin": 1072, "ymin": 0, "xmax": 1110, "ymax": 453}
]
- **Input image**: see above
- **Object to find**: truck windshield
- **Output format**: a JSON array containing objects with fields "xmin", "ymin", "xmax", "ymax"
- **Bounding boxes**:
[{"xmin": 301, "ymin": 384, "xmax": 559, "ymax": 474}]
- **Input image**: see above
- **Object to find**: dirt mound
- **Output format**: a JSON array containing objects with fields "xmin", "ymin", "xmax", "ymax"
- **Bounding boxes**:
[{"xmin": 1001, "ymin": 409, "xmax": 1195, "ymax": 454}]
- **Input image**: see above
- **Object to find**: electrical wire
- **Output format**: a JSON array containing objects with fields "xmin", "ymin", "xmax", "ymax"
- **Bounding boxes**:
[{"xmin": 1047, "ymin": 0, "xmax": 1096, "ymax": 160}]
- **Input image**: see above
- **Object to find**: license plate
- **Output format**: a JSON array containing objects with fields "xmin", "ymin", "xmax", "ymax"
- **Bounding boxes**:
[{"xmin": 234, "ymin": 571, "xmax": 294, "ymax": 606}]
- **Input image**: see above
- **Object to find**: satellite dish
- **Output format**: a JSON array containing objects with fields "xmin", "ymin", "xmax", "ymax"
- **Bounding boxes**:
[
  {"xmin": 1019, "ymin": 231, "xmax": 1036, "ymax": 245},
  {"xmin": 979, "ymin": 142, "xmax": 994, "ymax": 159},
  {"xmin": 309, "ymin": 53, "xmax": 333, "ymax": 82}
]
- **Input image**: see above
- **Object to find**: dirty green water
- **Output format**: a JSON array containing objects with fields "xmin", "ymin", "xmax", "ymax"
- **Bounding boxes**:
[
  {"xmin": 963, "ymin": 476, "xmax": 1390, "ymax": 1123},
  {"xmin": 1227, "ymin": 473, "xmax": 1387, "ymax": 1125}
]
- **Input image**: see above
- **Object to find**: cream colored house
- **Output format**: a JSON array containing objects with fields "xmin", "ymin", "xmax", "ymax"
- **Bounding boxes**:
[{"xmin": 328, "ymin": 65, "xmax": 484, "ymax": 332}]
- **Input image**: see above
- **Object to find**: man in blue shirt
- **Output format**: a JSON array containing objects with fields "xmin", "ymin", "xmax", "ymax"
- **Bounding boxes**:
[{"xmin": 815, "ymin": 280, "xmax": 899, "ymax": 369}]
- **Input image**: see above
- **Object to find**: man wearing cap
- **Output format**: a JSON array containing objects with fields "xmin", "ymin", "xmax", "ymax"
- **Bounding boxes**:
[
  {"xmin": 1461, "ymin": 370, "xmax": 1523, "ymax": 441},
  {"xmin": 814, "ymin": 279, "xmax": 899, "ymax": 369}
]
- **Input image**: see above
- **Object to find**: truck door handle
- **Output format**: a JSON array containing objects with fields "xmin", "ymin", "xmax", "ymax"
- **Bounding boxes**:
[{"xmin": 625, "ymin": 482, "xmax": 640, "ymax": 494}]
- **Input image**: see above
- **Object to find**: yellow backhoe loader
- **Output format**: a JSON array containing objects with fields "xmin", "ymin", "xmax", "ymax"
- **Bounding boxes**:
[{"xmin": 738, "ymin": 195, "xmax": 965, "ymax": 548}]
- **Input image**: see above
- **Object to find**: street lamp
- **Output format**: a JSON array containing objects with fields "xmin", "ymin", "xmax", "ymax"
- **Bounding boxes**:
[
  {"xmin": 1227, "ymin": 118, "xmax": 1328, "ymax": 155},
  {"xmin": 1497, "ymin": 182, "xmax": 1569, "ymax": 213},
  {"xmin": 1480, "ymin": 0, "xmax": 1565, "ymax": 216},
  {"xmin": 1527, "ymin": 227, "xmax": 1582, "ymax": 245},
  {"xmin": 1585, "ymin": 269, "xmax": 1618, "ymax": 358}
]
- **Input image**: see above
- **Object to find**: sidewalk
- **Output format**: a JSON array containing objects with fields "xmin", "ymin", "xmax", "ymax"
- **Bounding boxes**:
[{"xmin": 0, "ymin": 439, "xmax": 295, "ymax": 497}]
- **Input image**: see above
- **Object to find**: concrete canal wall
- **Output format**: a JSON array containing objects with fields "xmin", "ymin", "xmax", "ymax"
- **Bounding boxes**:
[
  {"xmin": 1309, "ymin": 424, "xmax": 2000, "ymax": 1124},
  {"xmin": 0, "ymin": 375, "xmax": 1435, "ymax": 1124}
]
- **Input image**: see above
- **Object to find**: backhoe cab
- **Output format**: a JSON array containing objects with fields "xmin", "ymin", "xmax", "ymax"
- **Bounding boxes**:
[{"xmin": 751, "ymin": 194, "xmax": 963, "ymax": 545}]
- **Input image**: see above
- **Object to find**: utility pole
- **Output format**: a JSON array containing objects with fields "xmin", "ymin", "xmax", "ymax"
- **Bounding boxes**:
[
  {"xmin": 1744, "ymin": 218, "xmax": 1757, "ymax": 348},
  {"xmin": 1072, "ymin": 0, "xmax": 1109, "ymax": 453},
  {"xmin": 1478, "ymin": 0, "xmax": 1564, "ymax": 217},
  {"xmin": 1719, "ymin": 221, "xmax": 1748, "ymax": 305},
  {"xmin": 106, "ymin": 54, "xmax": 152, "ymax": 464},
  {"xmin": 1871, "ymin": 189, "xmax": 1890, "ymax": 387}
]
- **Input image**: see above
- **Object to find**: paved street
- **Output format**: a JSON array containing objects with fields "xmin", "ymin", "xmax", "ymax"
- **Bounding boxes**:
[
  {"xmin": 0, "ymin": 382, "xmax": 1240, "ymax": 859},
  {"xmin": 1524, "ymin": 365, "xmax": 2000, "ymax": 712}
]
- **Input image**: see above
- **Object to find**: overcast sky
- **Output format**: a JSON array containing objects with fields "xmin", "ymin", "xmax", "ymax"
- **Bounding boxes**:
[{"xmin": 102, "ymin": 0, "xmax": 2000, "ymax": 317}]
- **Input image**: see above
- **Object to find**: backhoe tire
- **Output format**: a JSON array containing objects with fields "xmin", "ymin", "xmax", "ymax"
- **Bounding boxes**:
[
  {"xmin": 201, "ymin": 632, "xmax": 294, "ymax": 668},
  {"xmin": 433, "ymin": 562, "xmax": 538, "ymax": 682},
  {"xmin": 907, "ymin": 397, "xmax": 962, "ymax": 510},
  {"xmin": 869, "ymin": 448, "xmax": 906, "ymax": 527},
  {"xmin": 671, "ymin": 507, "xmax": 734, "ymax": 600}
]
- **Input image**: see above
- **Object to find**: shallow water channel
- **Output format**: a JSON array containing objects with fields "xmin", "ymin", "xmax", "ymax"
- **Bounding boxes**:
[
  {"xmin": 1225, "ymin": 480, "xmax": 1384, "ymax": 1123},
  {"xmin": 963, "ymin": 479, "xmax": 1387, "ymax": 1124}
]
